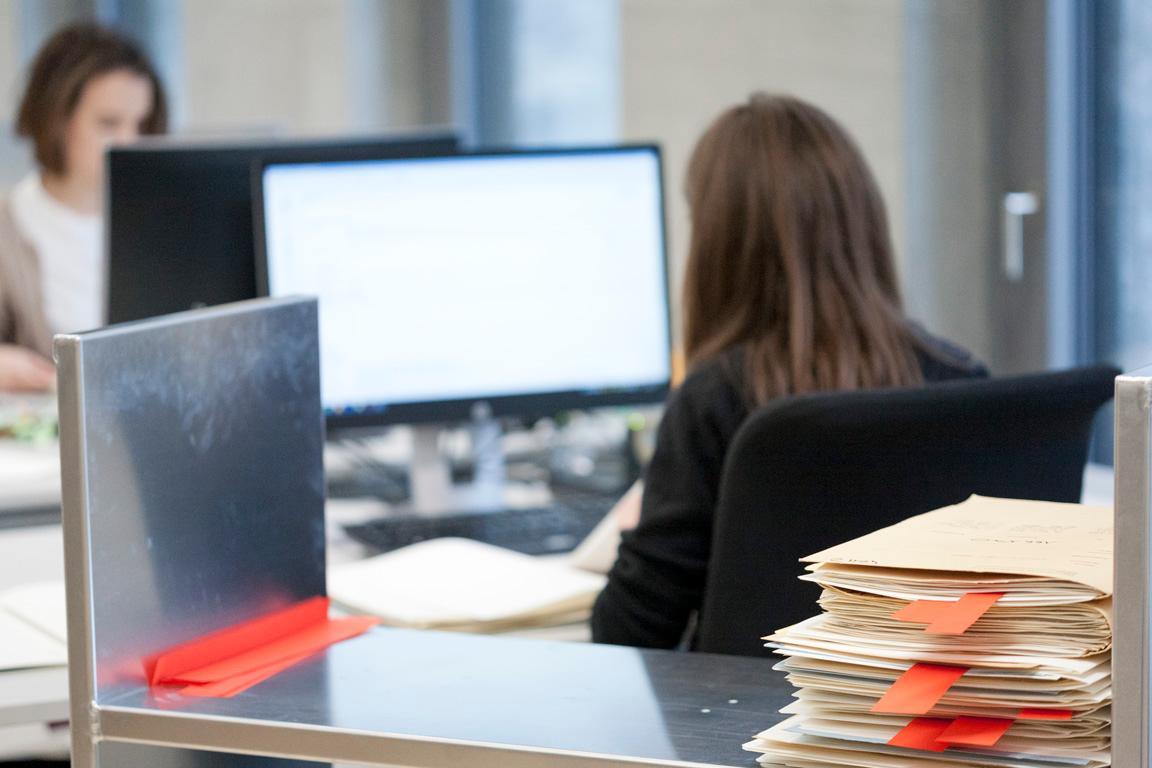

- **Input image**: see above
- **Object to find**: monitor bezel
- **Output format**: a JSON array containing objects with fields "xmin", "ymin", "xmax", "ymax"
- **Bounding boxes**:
[{"xmin": 252, "ymin": 143, "xmax": 672, "ymax": 430}]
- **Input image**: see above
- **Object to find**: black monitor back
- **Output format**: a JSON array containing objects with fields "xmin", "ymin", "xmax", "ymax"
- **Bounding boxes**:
[{"xmin": 106, "ymin": 133, "xmax": 458, "ymax": 324}]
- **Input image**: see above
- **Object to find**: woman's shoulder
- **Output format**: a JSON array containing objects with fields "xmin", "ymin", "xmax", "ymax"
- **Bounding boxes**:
[
  {"xmin": 678, "ymin": 348, "xmax": 747, "ymax": 398},
  {"xmin": 0, "ymin": 194, "xmax": 16, "ymax": 228},
  {"xmin": 0, "ymin": 194, "xmax": 27, "ymax": 247},
  {"xmin": 908, "ymin": 323, "xmax": 989, "ymax": 382},
  {"xmin": 0, "ymin": 194, "xmax": 36, "ymax": 261},
  {"xmin": 670, "ymin": 348, "xmax": 752, "ymax": 430}
]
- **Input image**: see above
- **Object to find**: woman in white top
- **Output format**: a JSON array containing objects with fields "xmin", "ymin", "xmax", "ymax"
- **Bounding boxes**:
[{"xmin": 0, "ymin": 22, "xmax": 167, "ymax": 391}]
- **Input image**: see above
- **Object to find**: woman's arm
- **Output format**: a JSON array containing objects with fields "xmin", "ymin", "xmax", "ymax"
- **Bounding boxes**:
[
  {"xmin": 591, "ymin": 377, "xmax": 737, "ymax": 648},
  {"xmin": 0, "ymin": 344, "xmax": 55, "ymax": 392}
]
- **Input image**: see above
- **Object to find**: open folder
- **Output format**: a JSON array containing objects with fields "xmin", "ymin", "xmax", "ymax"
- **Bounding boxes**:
[
  {"xmin": 746, "ymin": 495, "xmax": 1113, "ymax": 768},
  {"xmin": 0, "ymin": 581, "xmax": 67, "ymax": 672},
  {"xmin": 328, "ymin": 537, "xmax": 607, "ymax": 633}
]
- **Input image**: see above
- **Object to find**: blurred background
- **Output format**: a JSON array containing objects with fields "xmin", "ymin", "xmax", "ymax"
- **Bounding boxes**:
[{"xmin": 0, "ymin": 0, "xmax": 1146, "ymax": 456}]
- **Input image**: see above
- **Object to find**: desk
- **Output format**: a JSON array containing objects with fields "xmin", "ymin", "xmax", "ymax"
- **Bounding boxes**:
[
  {"xmin": 0, "ymin": 441, "xmax": 60, "ymax": 529},
  {"xmin": 0, "ymin": 459, "xmax": 1119, "ymax": 763},
  {"xmin": 0, "ymin": 524, "xmax": 69, "ymax": 762}
]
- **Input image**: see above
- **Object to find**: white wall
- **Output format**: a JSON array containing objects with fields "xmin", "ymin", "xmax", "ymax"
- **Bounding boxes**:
[
  {"xmin": 374, "ymin": 0, "xmax": 452, "ymax": 131},
  {"xmin": 619, "ymin": 0, "xmax": 907, "ymax": 339},
  {"xmin": 179, "ymin": 0, "xmax": 361, "ymax": 136},
  {"xmin": 177, "ymin": 0, "xmax": 449, "ymax": 138}
]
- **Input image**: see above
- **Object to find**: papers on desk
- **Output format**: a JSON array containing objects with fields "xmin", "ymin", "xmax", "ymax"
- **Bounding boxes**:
[
  {"xmin": 745, "ymin": 495, "xmax": 1113, "ymax": 768},
  {"xmin": 328, "ymin": 537, "xmax": 607, "ymax": 633},
  {"xmin": 0, "ymin": 581, "xmax": 66, "ymax": 671},
  {"xmin": 0, "ymin": 441, "xmax": 61, "ymax": 512}
]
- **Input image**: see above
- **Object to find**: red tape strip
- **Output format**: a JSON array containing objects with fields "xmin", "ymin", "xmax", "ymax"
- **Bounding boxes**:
[
  {"xmin": 938, "ymin": 716, "xmax": 1013, "ymax": 747},
  {"xmin": 889, "ymin": 709, "xmax": 1074, "ymax": 752},
  {"xmin": 872, "ymin": 663, "xmax": 968, "ymax": 715},
  {"xmin": 888, "ymin": 718, "xmax": 951, "ymax": 752},
  {"xmin": 1019, "ymin": 708, "xmax": 1074, "ymax": 721},
  {"xmin": 892, "ymin": 593, "xmax": 1004, "ymax": 635}
]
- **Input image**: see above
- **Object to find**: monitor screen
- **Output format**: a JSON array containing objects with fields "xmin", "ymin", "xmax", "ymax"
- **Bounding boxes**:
[
  {"xmin": 106, "ymin": 133, "xmax": 457, "ymax": 324},
  {"xmin": 257, "ymin": 146, "xmax": 670, "ymax": 427}
]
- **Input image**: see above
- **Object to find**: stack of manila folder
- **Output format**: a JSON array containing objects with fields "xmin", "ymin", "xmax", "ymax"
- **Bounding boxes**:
[{"xmin": 746, "ymin": 495, "xmax": 1112, "ymax": 768}]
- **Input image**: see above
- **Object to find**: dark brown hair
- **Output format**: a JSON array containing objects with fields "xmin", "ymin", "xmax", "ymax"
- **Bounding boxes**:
[
  {"xmin": 682, "ymin": 93, "xmax": 923, "ymax": 405},
  {"xmin": 15, "ymin": 22, "xmax": 168, "ymax": 174}
]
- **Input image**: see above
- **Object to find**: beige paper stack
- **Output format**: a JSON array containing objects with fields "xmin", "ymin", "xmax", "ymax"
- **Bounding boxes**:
[
  {"xmin": 745, "ymin": 495, "xmax": 1113, "ymax": 768},
  {"xmin": 328, "ymin": 537, "xmax": 607, "ymax": 633}
]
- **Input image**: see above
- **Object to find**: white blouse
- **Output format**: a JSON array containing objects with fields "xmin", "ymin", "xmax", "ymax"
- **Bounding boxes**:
[{"xmin": 9, "ymin": 173, "xmax": 104, "ymax": 334}]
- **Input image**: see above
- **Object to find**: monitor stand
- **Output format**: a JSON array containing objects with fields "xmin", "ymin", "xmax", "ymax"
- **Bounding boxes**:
[{"xmin": 407, "ymin": 411, "xmax": 551, "ymax": 516}]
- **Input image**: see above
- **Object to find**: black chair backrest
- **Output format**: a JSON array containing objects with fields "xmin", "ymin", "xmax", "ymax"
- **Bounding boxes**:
[{"xmin": 695, "ymin": 365, "xmax": 1119, "ymax": 657}]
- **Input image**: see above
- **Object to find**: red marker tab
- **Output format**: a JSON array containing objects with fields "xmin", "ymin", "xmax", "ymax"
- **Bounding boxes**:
[
  {"xmin": 1019, "ymin": 709, "xmax": 1074, "ymax": 721},
  {"xmin": 938, "ymin": 716, "xmax": 1013, "ymax": 747},
  {"xmin": 926, "ymin": 593, "xmax": 1004, "ymax": 634},
  {"xmin": 891, "ymin": 601, "xmax": 948, "ymax": 623},
  {"xmin": 888, "ymin": 718, "xmax": 951, "ymax": 752},
  {"xmin": 892, "ymin": 593, "xmax": 1004, "ymax": 635},
  {"xmin": 872, "ymin": 663, "xmax": 968, "ymax": 715}
]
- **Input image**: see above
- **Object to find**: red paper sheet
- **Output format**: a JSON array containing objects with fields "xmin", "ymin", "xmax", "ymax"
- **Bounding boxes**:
[
  {"xmin": 891, "ymin": 593, "xmax": 1004, "ymax": 635},
  {"xmin": 146, "ymin": 596, "xmax": 329, "ymax": 685},
  {"xmin": 888, "ymin": 718, "xmax": 951, "ymax": 752},
  {"xmin": 872, "ymin": 663, "xmax": 968, "ymax": 715},
  {"xmin": 180, "ymin": 650, "xmax": 316, "ymax": 698},
  {"xmin": 938, "ymin": 716, "xmax": 1014, "ymax": 747},
  {"xmin": 165, "ymin": 616, "xmax": 377, "ymax": 684},
  {"xmin": 147, "ymin": 597, "xmax": 378, "ymax": 699}
]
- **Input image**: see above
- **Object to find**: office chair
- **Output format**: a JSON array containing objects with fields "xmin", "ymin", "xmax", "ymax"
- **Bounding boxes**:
[{"xmin": 694, "ymin": 364, "xmax": 1119, "ymax": 657}]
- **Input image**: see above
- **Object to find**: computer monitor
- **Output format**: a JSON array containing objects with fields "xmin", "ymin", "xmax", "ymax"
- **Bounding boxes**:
[
  {"xmin": 255, "ymin": 145, "xmax": 671, "ymax": 433},
  {"xmin": 105, "ymin": 133, "xmax": 458, "ymax": 324}
]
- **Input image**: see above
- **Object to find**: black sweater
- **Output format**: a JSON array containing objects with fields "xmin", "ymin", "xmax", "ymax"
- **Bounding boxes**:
[{"xmin": 590, "ymin": 331, "xmax": 989, "ymax": 649}]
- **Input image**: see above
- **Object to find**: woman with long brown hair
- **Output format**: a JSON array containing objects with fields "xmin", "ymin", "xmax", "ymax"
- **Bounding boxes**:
[{"xmin": 591, "ymin": 93, "xmax": 986, "ymax": 648}]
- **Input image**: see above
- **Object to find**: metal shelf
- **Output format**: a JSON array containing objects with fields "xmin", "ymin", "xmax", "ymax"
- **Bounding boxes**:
[{"xmin": 93, "ymin": 628, "xmax": 787, "ymax": 767}]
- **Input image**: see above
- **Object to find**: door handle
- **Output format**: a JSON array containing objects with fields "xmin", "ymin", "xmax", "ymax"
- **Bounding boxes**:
[{"xmin": 1002, "ymin": 191, "xmax": 1040, "ymax": 282}]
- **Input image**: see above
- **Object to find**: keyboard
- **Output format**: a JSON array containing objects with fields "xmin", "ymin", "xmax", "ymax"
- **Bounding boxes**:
[{"xmin": 342, "ymin": 490, "xmax": 617, "ymax": 556}]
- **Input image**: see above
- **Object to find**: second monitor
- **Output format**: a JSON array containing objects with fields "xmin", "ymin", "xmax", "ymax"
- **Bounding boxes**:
[{"xmin": 255, "ymin": 145, "xmax": 672, "ymax": 432}]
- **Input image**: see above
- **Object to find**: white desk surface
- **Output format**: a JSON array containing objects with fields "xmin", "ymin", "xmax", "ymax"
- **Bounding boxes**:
[{"xmin": 0, "ymin": 442, "xmax": 60, "ymax": 514}]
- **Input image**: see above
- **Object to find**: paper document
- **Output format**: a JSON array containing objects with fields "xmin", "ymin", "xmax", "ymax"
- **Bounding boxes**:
[
  {"xmin": 0, "ymin": 611, "xmax": 66, "ymax": 672},
  {"xmin": 0, "ymin": 582, "xmax": 67, "ymax": 643},
  {"xmin": 328, "ymin": 537, "xmax": 606, "ymax": 632},
  {"xmin": 0, "ymin": 441, "xmax": 61, "ymax": 510},
  {"xmin": 802, "ymin": 495, "xmax": 1112, "ymax": 595}
]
